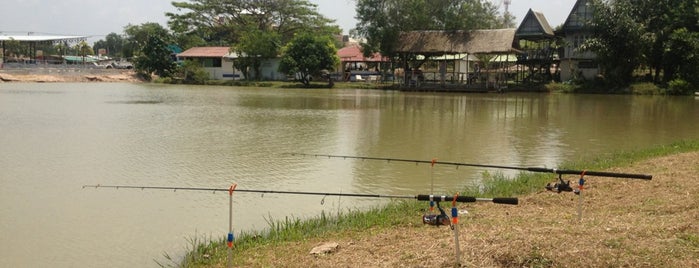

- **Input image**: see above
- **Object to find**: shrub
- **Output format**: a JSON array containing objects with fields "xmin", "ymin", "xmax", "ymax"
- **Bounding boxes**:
[
  {"xmin": 667, "ymin": 79, "xmax": 695, "ymax": 95},
  {"xmin": 629, "ymin": 82, "xmax": 662, "ymax": 95},
  {"xmin": 176, "ymin": 60, "xmax": 210, "ymax": 84},
  {"xmin": 545, "ymin": 82, "xmax": 576, "ymax": 93}
]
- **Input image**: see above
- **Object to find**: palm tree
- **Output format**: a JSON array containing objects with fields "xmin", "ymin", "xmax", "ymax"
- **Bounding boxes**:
[{"xmin": 75, "ymin": 40, "xmax": 93, "ymax": 65}]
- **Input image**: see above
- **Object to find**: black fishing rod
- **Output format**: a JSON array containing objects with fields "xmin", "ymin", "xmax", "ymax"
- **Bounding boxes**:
[
  {"xmin": 287, "ymin": 153, "xmax": 653, "ymax": 180},
  {"xmin": 81, "ymin": 184, "xmax": 518, "ymax": 205}
]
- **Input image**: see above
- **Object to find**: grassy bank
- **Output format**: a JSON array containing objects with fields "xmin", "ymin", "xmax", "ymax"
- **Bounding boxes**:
[
  {"xmin": 175, "ymin": 139, "xmax": 699, "ymax": 267},
  {"xmin": 155, "ymin": 79, "xmax": 399, "ymax": 90}
]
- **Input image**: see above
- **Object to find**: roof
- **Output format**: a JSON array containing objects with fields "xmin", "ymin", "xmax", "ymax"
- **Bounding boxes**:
[
  {"xmin": 395, "ymin": 29, "xmax": 519, "ymax": 55},
  {"xmin": 562, "ymin": 0, "xmax": 594, "ymax": 33},
  {"xmin": 337, "ymin": 45, "xmax": 389, "ymax": 62},
  {"xmin": 177, "ymin": 47, "xmax": 231, "ymax": 58},
  {"xmin": 63, "ymin": 55, "xmax": 98, "ymax": 63},
  {"xmin": 0, "ymin": 34, "xmax": 86, "ymax": 42},
  {"xmin": 515, "ymin": 9, "xmax": 555, "ymax": 40}
]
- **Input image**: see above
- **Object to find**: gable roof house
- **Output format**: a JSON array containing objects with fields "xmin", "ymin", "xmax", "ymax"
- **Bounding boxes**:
[
  {"xmin": 558, "ymin": 0, "xmax": 599, "ymax": 81},
  {"xmin": 177, "ymin": 47, "xmax": 242, "ymax": 80},
  {"xmin": 514, "ymin": 9, "xmax": 557, "ymax": 83}
]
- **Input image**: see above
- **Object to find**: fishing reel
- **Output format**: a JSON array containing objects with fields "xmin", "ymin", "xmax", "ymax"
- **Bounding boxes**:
[
  {"xmin": 422, "ymin": 201, "xmax": 451, "ymax": 226},
  {"xmin": 545, "ymin": 174, "xmax": 582, "ymax": 195},
  {"xmin": 546, "ymin": 174, "xmax": 574, "ymax": 193}
]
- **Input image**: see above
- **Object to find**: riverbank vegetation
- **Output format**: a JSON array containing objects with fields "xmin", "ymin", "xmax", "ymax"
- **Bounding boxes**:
[
  {"xmin": 7, "ymin": 1, "xmax": 696, "ymax": 94},
  {"xmin": 170, "ymin": 139, "xmax": 699, "ymax": 267}
]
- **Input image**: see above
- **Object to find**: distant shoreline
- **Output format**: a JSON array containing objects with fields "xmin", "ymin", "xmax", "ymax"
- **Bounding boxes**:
[{"xmin": 0, "ymin": 69, "xmax": 143, "ymax": 83}]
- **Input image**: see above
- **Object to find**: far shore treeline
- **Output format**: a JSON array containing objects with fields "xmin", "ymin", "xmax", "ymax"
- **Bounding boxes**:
[{"xmin": 3, "ymin": 0, "xmax": 698, "ymax": 94}]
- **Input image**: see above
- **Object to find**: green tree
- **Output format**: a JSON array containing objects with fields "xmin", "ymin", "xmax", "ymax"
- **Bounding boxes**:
[
  {"xmin": 123, "ymin": 22, "xmax": 172, "ymax": 58},
  {"xmin": 354, "ymin": 0, "xmax": 509, "ymax": 58},
  {"xmin": 664, "ymin": 28, "xmax": 699, "ymax": 90},
  {"xmin": 584, "ymin": 0, "xmax": 646, "ymax": 86},
  {"xmin": 279, "ymin": 33, "xmax": 339, "ymax": 86},
  {"xmin": 166, "ymin": 0, "xmax": 340, "ymax": 48},
  {"xmin": 233, "ymin": 27, "xmax": 281, "ymax": 80},
  {"xmin": 134, "ymin": 35, "xmax": 176, "ymax": 80},
  {"xmin": 585, "ymin": 0, "xmax": 699, "ymax": 88},
  {"xmin": 92, "ymin": 33, "xmax": 125, "ymax": 58},
  {"xmin": 75, "ymin": 40, "xmax": 94, "ymax": 64}
]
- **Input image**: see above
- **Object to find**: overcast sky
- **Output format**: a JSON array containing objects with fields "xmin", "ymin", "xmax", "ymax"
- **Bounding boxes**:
[{"xmin": 0, "ymin": 0, "xmax": 576, "ymax": 41}]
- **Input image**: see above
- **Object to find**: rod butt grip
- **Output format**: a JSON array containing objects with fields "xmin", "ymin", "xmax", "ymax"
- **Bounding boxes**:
[{"xmin": 492, "ymin": 197, "xmax": 518, "ymax": 205}]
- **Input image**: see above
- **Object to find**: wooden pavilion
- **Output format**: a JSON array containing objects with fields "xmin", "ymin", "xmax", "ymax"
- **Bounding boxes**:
[
  {"xmin": 394, "ymin": 29, "xmax": 519, "ymax": 90},
  {"xmin": 337, "ymin": 44, "xmax": 389, "ymax": 82}
]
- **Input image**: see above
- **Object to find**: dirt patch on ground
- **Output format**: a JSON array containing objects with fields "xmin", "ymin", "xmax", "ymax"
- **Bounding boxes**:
[
  {"xmin": 234, "ymin": 152, "xmax": 699, "ymax": 267},
  {"xmin": 0, "ymin": 71, "xmax": 143, "ymax": 83}
]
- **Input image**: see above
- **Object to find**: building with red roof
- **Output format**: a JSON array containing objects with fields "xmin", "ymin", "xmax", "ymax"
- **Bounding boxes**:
[{"xmin": 177, "ymin": 46, "xmax": 242, "ymax": 80}]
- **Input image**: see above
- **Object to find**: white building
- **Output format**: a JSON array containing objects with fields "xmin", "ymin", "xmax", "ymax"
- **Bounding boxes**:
[{"xmin": 177, "ymin": 47, "xmax": 243, "ymax": 80}]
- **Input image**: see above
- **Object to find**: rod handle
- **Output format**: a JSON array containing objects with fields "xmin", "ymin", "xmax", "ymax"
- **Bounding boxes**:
[
  {"xmin": 492, "ymin": 197, "xmax": 519, "ymax": 205},
  {"xmin": 416, "ymin": 195, "xmax": 518, "ymax": 205},
  {"xmin": 416, "ymin": 195, "xmax": 475, "ymax": 202},
  {"xmin": 526, "ymin": 168, "xmax": 652, "ymax": 180}
]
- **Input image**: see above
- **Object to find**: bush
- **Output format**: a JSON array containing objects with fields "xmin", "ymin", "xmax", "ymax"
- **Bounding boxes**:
[
  {"xmin": 667, "ymin": 79, "xmax": 695, "ymax": 95},
  {"xmin": 176, "ymin": 60, "xmax": 210, "ymax": 84},
  {"xmin": 629, "ymin": 82, "xmax": 662, "ymax": 95},
  {"xmin": 545, "ymin": 82, "xmax": 577, "ymax": 93}
]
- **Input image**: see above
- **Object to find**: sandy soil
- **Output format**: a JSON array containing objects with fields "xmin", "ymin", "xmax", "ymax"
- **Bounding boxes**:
[
  {"xmin": 0, "ymin": 71, "xmax": 143, "ymax": 83},
  {"xmin": 230, "ymin": 152, "xmax": 699, "ymax": 267}
]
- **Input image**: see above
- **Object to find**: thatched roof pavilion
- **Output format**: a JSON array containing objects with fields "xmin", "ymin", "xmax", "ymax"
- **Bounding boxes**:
[{"xmin": 395, "ymin": 28, "xmax": 519, "ymax": 55}]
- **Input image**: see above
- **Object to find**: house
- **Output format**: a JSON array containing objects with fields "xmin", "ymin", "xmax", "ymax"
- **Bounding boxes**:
[
  {"xmin": 558, "ymin": 0, "xmax": 599, "ymax": 81},
  {"xmin": 177, "ymin": 47, "xmax": 242, "ymax": 80},
  {"xmin": 514, "ymin": 9, "xmax": 557, "ymax": 83},
  {"xmin": 224, "ymin": 53, "xmax": 287, "ymax": 81}
]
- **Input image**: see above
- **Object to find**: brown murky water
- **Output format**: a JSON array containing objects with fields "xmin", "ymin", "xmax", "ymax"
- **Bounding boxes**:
[{"xmin": 1, "ymin": 83, "xmax": 697, "ymax": 267}]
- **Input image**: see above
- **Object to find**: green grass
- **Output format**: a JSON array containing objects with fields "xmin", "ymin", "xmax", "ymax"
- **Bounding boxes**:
[{"xmin": 178, "ymin": 139, "xmax": 699, "ymax": 267}]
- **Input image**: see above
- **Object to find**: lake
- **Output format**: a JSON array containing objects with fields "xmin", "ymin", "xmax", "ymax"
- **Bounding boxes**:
[{"xmin": 1, "ymin": 82, "xmax": 697, "ymax": 267}]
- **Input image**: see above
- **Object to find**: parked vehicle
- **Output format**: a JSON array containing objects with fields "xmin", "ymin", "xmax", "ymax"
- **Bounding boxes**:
[{"xmin": 105, "ymin": 61, "xmax": 133, "ymax": 69}]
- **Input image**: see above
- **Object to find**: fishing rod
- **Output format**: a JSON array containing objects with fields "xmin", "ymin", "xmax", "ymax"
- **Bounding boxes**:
[
  {"xmin": 81, "ymin": 184, "xmax": 519, "ymax": 205},
  {"xmin": 286, "ymin": 153, "xmax": 653, "ymax": 180},
  {"xmin": 84, "ymin": 184, "xmax": 514, "ymax": 267}
]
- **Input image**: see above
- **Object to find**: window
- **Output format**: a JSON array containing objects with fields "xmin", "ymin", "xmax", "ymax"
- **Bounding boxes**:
[{"xmin": 202, "ymin": 58, "xmax": 222, "ymax": 67}]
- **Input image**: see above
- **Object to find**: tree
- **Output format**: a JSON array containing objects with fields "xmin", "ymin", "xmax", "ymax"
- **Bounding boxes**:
[
  {"xmin": 584, "ymin": 0, "xmax": 646, "ymax": 86},
  {"xmin": 279, "ymin": 33, "xmax": 339, "ymax": 86},
  {"xmin": 584, "ymin": 0, "xmax": 699, "ymax": 88},
  {"xmin": 75, "ymin": 40, "xmax": 94, "ymax": 65},
  {"xmin": 664, "ymin": 28, "xmax": 699, "ymax": 90},
  {"xmin": 123, "ymin": 22, "xmax": 172, "ymax": 58},
  {"xmin": 166, "ymin": 0, "xmax": 340, "ymax": 48},
  {"xmin": 354, "ymin": 0, "xmax": 510, "ymax": 58},
  {"xmin": 93, "ymin": 33, "xmax": 125, "ymax": 58},
  {"xmin": 134, "ymin": 35, "xmax": 176, "ymax": 80},
  {"xmin": 232, "ymin": 27, "xmax": 281, "ymax": 80}
]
